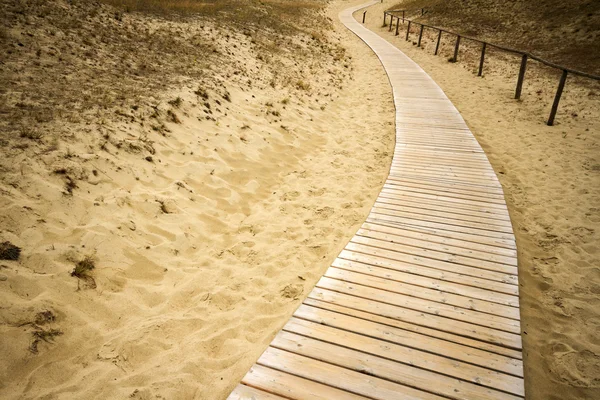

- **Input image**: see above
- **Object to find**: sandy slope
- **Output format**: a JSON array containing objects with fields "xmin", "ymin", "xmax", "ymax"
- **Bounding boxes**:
[
  {"xmin": 0, "ymin": 1, "xmax": 395, "ymax": 399},
  {"xmin": 361, "ymin": 2, "xmax": 600, "ymax": 400}
]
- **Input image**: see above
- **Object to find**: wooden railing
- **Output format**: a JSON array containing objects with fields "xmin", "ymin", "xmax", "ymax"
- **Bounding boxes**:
[{"xmin": 379, "ymin": 10, "xmax": 600, "ymax": 126}]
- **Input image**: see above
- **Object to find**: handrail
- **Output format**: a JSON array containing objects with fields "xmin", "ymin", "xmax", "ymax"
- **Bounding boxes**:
[
  {"xmin": 384, "ymin": 12, "xmax": 600, "ymax": 80},
  {"xmin": 381, "ymin": 10, "xmax": 600, "ymax": 125}
]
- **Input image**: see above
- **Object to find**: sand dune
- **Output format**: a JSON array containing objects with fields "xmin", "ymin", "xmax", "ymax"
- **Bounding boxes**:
[{"xmin": 0, "ymin": 1, "xmax": 395, "ymax": 398}]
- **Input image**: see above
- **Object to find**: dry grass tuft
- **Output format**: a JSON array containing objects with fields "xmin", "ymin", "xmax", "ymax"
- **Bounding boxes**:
[
  {"xmin": 34, "ymin": 311, "xmax": 56, "ymax": 325},
  {"xmin": 29, "ymin": 328, "xmax": 63, "ymax": 354},
  {"xmin": 168, "ymin": 97, "xmax": 183, "ymax": 108},
  {"xmin": 167, "ymin": 109, "xmax": 181, "ymax": 124},
  {"xmin": 0, "ymin": 241, "xmax": 21, "ymax": 260},
  {"xmin": 71, "ymin": 255, "xmax": 96, "ymax": 279}
]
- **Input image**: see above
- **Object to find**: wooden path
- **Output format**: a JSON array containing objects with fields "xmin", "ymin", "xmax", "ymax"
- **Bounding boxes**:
[{"xmin": 228, "ymin": 2, "xmax": 524, "ymax": 399}]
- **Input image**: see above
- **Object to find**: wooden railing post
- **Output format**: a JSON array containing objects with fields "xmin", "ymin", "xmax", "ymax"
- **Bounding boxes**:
[
  {"xmin": 515, "ymin": 54, "xmax": 528, "ymax": 99},
  {"xmin": 362, "ymin": 10, "xmax": 367, "ymax": 24},
  {"xmin": 452, "ymin": 35, "xmax": 461, "ymax": 62},
  {"xmin": 395, "ymin": 16, "xmax": 400, "ymax": 35},
  {"xmin": 434, "ymin": 30, "xmax": 442, "ymax": 55},
  {"xmin": 547, "ymin": 70, "xmax": 568, "ymax": 126},
  {"xmin": 402, "ymin": 10, "xmax": 405, "ymax": 23},
  {"xmin": 417, "ymin": 24, "xmax": 424, "ymax": 47},
  {"xmin": 383, "ymin": 12, "xmax": 387, "ymax": 26},
  {"xmin": 478, "ymin": 42, "xmax": 487, "ymax": 76},
  {"xmin": 389, "ymin": 16, "xmax": 394, "ymax": 32},
  {"xmin": 405, "ymin": 21, "xmax": 411, "ymax": 41}
]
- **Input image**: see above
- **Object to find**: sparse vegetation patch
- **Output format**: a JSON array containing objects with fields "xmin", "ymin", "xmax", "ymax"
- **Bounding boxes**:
[{"xmin": 0, "ymin": 241, "xmax": 21, "ymax": 260}]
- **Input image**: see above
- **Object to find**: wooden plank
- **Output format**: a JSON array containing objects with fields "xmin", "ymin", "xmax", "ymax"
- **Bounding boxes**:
[
  {"xmin": 395, "ymin": 143, "xmax": 483, "ymax": 152},
  {"xmin": 294, "ymin": 304, "xmax": 524, "ymax": 374},
  {"xmin": 375, "ymin": 195, "xmax": 511, "ymax": 223},
  {"xmin": 394, "ymin": 149, "xmax": 490, "ymax": 161},
  {"xmin": 391, "ymin": 159, "xmax": 494, "ymax": 172},
  {"xmin": 390, "ymin": 164, "xmax": 497, "ymax": 179},
  {"xmin": 307, "ymin": 287, "xmax": 522, "ymax": 352},
  {"xmin": 374, "ymin": 200, "xmax": 513, "ymax": 230},
  {"xmin": 240, "ymin": 364, "xmax": 368, "ymax": 400},
  {"xmin": 394, "ymin": 142, "xmax": 484, "ymax": 153},
  {"xmin": 390, "ymin": 161, "xmax": 497, "ymax": 175},
  {"xmin": 390, "ymin": 163, "xmax": 498, "ymax": 178},
  {"xmin": 332, "ymin": 258, "xmax": 519, "ymax": 307},
  {"xmin": 257, "ymin": 347, "xmax": 445, "ymax": 400},
  {"xmin": 283, "ymin": 317, "xmax": 525, "ymax": 397},
  {"xmin": 387, "ymin": 172, "xmax": 497, "ymax": 188},
  {"xmin": 302, "ymin": 298, "xmax": 523, "ymax": 360},
  {"xmin": 396, "ymin": 133, "xmax": 475, "ymax": 140},
  {"xmin": 338, "ymin": 249, "xmax": 519, "ymax": 295},
  {"xmin": 385, "ymin": 178, "xmax": 507, "ymax": 200},
  {"xmin": 369, "ymin": 209, "xmax": 513, "ymax": 240},
  {"xmin": 273, "ymin": 330, "xmax": 523, "ymax": 400},
  {"xmin": 344, "ymin": 242, "xmax": 518, "ymax": 285},
  {"xmin": 387, "ymin": 173, "xmax": 504, "ymax": 193},
  {"xmin": 381, "ymin": 186, "xmax": 508, "ymax": 210},
  {"xmin": 391, "ymin": 161, "xmax": 494, "ymax": 174},
  {"xmin": 396, "ymin": 135, "xmax": 478, "ymax": 142},
  {"xmin": 228, "ymin": 384, "xmax": 288, "ymax": 400},
  {"xmin": 325, "ymin": 267, "xmax": 520, "ymax": 319},
  {"xmin": 357, "ymin": 226, "xmax": 516, "ymax": 264},
  {"xmin": 377, "ymin": 191, "xmax": 511, "ymax": 218},
  {"xmin": 369, "ymin": 209, "xmax": 514, "ymax": 241},
  {"xmin": 365, "ymin": 215, "xmax": 516, "ymax": 250},
  {"xmin": 388, "ymin": 170, "xmax": 499, "ymax": 188},
  {"xmin": 394, "ymin": 120, "xmax": 472, "ymax": 130},
  {"xmin": 316, "ymin": 277, "xmax": 521, "ymax": 337},
  {"xmin": 383, "ymin": 183, "xmax": 507, "ymax": 205},
  {"xmin": 396, "ymin": 141, "xmax": 483, "ymax": 150},
  {"xmin": 351, "ymin": 234, "xmax": 518, "ymax": 273},
  {"xmin": 361, "ymin": 222, "xmax": 517, "ymax": 257}
]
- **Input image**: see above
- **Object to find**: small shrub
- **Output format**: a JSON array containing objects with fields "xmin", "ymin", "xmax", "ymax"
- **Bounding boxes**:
[
  {"xmin": 20, "ymin": 129, "xmax": 43, "ymax": 140},
  {"xmin": 64, "ymin": 177, "xmax": 77, "ymax": 195},
  {"xmin": 194, "ymin": 87, "xmax": 209, "ymax": 100},
  {"xmin": 156, "ymin": 200, "xmax": 170, "ymax": 214},
  {"xmin": 71, "ymin": 255, "xmax": 95, "ymax": 278},
  {"xmin": 35, "ymin": 311, "xmax": 56, "ymax": 325},
  {"xmin": 0, "ymin": 241, "xmax": 21, "ymax": 260},
  {"xmin": 296, "ymin": 80, "xmax": 310, "ymax": 90},
  {"xmin": 30, "ymin": 328, "xmax": 63, "ymax": 354},
  {"xmin": 168, "ymin": 97, "xmax": 183, "ymax": 108},
  {"xmin": 167, "ymin": 109, "xmax": 181, "ymax": 123}
]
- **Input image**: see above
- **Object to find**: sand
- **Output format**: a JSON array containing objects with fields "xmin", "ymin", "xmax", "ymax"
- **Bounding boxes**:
[
  {"xmin": 360, "ymin": 3, "xmax": 600, "ymax": 400},
  {"xmin": 0, "ymin": 1, "xmax": 395, "ymax": 399}
]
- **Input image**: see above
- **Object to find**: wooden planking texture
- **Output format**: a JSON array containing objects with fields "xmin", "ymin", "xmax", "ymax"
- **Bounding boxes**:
[{"xmin": 228, "ymin": 1, "xmax": 525, "ymax": 399}]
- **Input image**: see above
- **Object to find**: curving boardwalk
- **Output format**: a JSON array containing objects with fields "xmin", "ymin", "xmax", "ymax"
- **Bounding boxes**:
[{"xmin": 228, "ymin": 2, "xmax": 525, "ymax": 399}]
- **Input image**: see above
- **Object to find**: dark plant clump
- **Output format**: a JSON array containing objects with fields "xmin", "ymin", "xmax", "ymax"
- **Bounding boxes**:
[
  {"xmin": 71, "ymin": 255, "xmax": 95, "ymax": 278},
  {"xmin": 194, "ymin": 87, "xmax": 209, "ymax": 100},
  {"xmin": 0, "ymin": 241, "xmax": 21, "ymax": 260},
  {"xmin": 167, "ymin": 109, "xmax": 181, "ymax": 123},
  {"xmin": 168, "ymin": 96, "xmax": 182, "ymax": 108},
  {"xmin": 64, "ymin": 176, "xmax": 77, "ymax": 195},
  {"xmin": 35, "ymin": 311, "xmax": 56, "ymax": 325},
  {"xmin": 29, "ymin": 328, "xmax": 63, "ymax": 354}
]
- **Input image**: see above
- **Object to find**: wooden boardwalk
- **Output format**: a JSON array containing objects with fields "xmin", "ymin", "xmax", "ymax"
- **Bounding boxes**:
[{"xmin": 228, "ymin": 2, "xmax": 524, "ymax": 399}]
